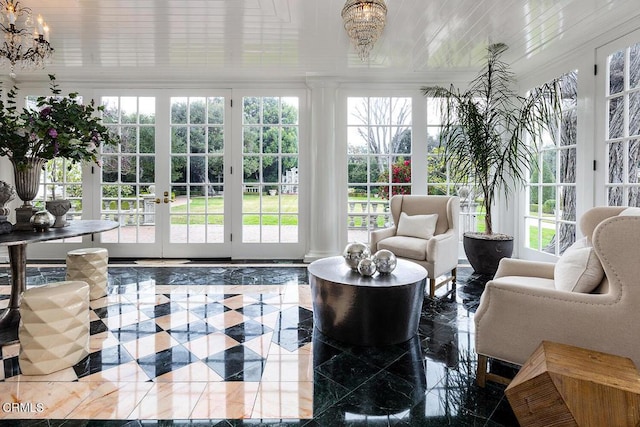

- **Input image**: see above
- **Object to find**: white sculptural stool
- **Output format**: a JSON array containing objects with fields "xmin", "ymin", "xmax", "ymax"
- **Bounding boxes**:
[
  {"xmin": 66, "ymin": 247, "xmax": 109, "ymax": 300},
  {"xmin": 18, "ymin": 280, "xmax": 90, "ymax": 376}
]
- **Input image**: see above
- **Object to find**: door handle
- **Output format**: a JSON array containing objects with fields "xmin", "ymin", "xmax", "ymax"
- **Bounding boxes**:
[
  {"xmin": 154, "ymin": 198, "xmax": 161, "ymax": 204},
  {"xmin": 164, "ymin": 198, "xmax": 170, "ymax": 204}
]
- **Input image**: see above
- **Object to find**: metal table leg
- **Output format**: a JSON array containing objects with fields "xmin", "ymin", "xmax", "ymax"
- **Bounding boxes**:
[{"xmin": 0, "ymin": 244, "xmax": 27, "ymax": 344}]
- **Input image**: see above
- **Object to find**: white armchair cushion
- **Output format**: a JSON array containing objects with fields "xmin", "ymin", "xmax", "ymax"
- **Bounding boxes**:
[
  {"xmin": 396, "ymin": 212, "xmax": 438, "ymax": 240},
  {"xmin": 377, "ymin": 236, "xmax": 427, "ymax": 261},
  {"xmin": 620, "ymin": 207, "xmax": 640, "ymax": 216},
  {"xmin": 554, "ymin": 244, "xmax": 604, "ymax": 293}
]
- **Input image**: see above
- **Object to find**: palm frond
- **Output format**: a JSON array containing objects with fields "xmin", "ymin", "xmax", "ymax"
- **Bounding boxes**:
[{"xmin": 420, "ymin": 43, "xmax": 561, "ymax": 235}]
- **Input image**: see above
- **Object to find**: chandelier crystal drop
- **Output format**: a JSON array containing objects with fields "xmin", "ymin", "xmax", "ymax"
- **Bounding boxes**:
[
  {"xmin": 341, "ymin": 0, "xmax": 387, "ymax": 62},
  {"xmin": 0, "ymin": 0, "xmax": 53, "ymax": 78}
]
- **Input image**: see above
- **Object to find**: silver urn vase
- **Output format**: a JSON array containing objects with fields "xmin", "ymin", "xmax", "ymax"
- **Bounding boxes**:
[
  {"xmin": 46, "ymin": 199, "xmax": 72, "ymax": 228},
  {"xmin": 11, "ymin": 157, "xmax": 47, "ymax": 231}
]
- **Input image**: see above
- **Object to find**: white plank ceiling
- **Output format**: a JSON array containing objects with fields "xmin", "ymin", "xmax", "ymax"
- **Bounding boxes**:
[{"xmin": 8, "ymin": 0, "xmax": 640, "ymax": 83}]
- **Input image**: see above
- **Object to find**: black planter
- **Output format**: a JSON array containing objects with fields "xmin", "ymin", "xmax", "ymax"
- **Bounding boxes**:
[{"xmin": 463, "ymin": 232, "xmax": 514, "ymax": 276}]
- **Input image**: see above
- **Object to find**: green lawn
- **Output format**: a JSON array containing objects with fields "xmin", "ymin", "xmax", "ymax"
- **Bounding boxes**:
[
  {"xmin": 167, "ymin": 195, "xmax": 553, "ymax": 248},
  {"xmin": 529, "ymin": 226, "xmax": 556, "ymax": 249},
  {"xmin": 169, "ymin": 194, "xmax": 299, "ymax": 225}
]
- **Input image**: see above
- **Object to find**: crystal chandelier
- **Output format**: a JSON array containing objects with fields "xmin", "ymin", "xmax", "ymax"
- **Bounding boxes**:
[
  {"xmin": 0, "ymin": 0, "xmax": 53, "ymax": 78},
  {"xmin": 341, "ymin": 0, "xmax": 387, "ymax": 62}
]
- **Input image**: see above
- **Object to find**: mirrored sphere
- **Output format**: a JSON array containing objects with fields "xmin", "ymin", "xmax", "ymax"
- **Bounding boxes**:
[
  {"xmin": 372, "ymin": 249, "xmax": 397, "ymax": 274},
  {"xmin": 343, "ymin": 241, "xmax": 371, "ymax": 270},
  {"xmin": 30, "ymin": 210, "xmax": 54, "ymax": 232},
  {"xmin": 357, "ymin": 257, "xmax": 377, "ymax": 276}
]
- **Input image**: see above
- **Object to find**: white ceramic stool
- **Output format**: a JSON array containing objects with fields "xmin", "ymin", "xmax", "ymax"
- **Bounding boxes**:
[
  {"xmin": 19, "ymin": 281, "xmax": 90, "ymax": 376},
  {"xmin": 66, "ymin": 247, "xmax": 109, "ymax": 300}
]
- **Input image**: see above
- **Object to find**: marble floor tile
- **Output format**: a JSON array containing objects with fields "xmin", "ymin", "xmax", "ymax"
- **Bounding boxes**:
[
  {"xmin": 0, "ymin": 381, "xmax": 98, "ymax": 419},
  {"xmin": 261, "ymin": 354, "xmax": 314, "ymax": 382},
  {"xmin": 128, "ymin": 381, "xmax": 207, "ymax": 419},
  {"xmin": 65, "ymin": 381, "xmax": 154, "ymax": 419},
  {"xmin": 190, "ymin": 381, "xmax": 260, "ymax": 419},
  {"xmin": 88, "ymin": 330, "xmax": 120, "ymax": 353},
  {"xmin": 154, "ymin": 310, "xmax": 207, "ymax": 330},
  {"xmin": 205, "ymin": 310, "xmax": 247, "ymax": 330},
  {"xmin": 6, "ymin": 366, "xmax": 78, "ymax": 382},
  {"xmin": 243, "ymin": 331, "xmax": 275, "ymax": 357},
  {"xmin": 252, "ymin": 381, "xmax": 314, "ymax": 419},
  {"xmin": 182, "ymin": 332, "xmax": 240, "ymax": 359},
  {"xmin": 122, "ymin": 331, "xmax": 181, "ymax": 359},
  {"xmin": 154, "ymin": 360, "xmax": 224, "ymax": 382},
  {"xmin": 77, "ymin": 360, "xmax": 151, "ymax": 383},
  {"xmin": 0, "ymin": 264, "xmax": 518, "ymax": 426}
]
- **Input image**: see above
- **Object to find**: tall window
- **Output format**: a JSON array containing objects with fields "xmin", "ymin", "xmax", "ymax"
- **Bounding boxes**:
[
  {"xmin": 346, "ymin": 97, "xmax": 411, "ymax": 243},
  {"xmin": 426, "ymin": 98, "xmax": 450, "ymax": 196},
  {"xmin": 241, "ymin": 96, "xmax": 299, "ymax": 243},
  {"xmin": 525, "ymin": 71, "xmax": 578, "ymax": 255},
  {"xmin": 170, "ymin": 96, "xmax": 226, "ymax": 243},
  {"xmin": 425, "ymin": 97, "xmax": 478, "ymax": 236},
  {"xmin": 100, "ymin": 96, "xmax": 156, "ymax": 243},
  {"xmin": 606, "ymin": 42, "xmax": 640, "ymax": 207}
]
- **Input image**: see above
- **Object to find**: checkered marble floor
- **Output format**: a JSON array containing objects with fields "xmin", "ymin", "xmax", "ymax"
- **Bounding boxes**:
[{"xmin": 0, "ymin": 264, "xmax": 517, "ymax": 426}]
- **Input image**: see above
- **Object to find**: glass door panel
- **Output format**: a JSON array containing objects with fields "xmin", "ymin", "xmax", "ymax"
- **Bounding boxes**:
[
  {"xmin": 42, "ymin": 159, "xmax": 83, "ymax": 242},
  {"xmin": 165, "ymin": 95, "xmax": 229, "ymax": 257},
  {"xmin": 99, "ymin": 96, "xmax": 159, "ymax": 255},
  {"xmin": 604, "ymin": 41, "xmax": 640, "ymax": 207},
  {"xmin": 232, "ymin": 93, "xmax": 304, "ymax": 259},
  {"xmin": 346, "ymin": 97, "xmax": 412, "ymax": 243},
  {"xmin": 241, "ymin": 96, "xmax": 299, "ymax": 244}
]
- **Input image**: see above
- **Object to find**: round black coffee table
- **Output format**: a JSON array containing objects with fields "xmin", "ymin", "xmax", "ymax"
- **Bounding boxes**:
[{"xmin": 308, "ymin": 256, "xmax": 427, "ymax": 346}]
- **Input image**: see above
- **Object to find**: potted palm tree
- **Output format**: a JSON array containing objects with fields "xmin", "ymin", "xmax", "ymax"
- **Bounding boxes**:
[{"xmin": 422, "ymin": 43, "xmax": 561, "ymax": 275}]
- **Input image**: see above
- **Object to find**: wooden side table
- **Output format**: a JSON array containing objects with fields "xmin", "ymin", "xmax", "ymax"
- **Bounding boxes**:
[{"xmin": 505, "ymin": 341, "xmax": 640, "ymax": 427}]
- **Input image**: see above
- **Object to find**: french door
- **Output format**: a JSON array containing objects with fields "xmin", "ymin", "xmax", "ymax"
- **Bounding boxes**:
[
  {"xmin": 30, "ymin": 90, "xmax": 305, "ymax": 260},
  {"xmin": 97, "ymin": 91, "xmax": 235, "ymax": 258},
  {"xmin": 595, "ymin": 30, "xmax": 640, "ymax": 207},
  {"xmin": 230, "ymin": 91, "xmax": 306, "ymax": 260}
]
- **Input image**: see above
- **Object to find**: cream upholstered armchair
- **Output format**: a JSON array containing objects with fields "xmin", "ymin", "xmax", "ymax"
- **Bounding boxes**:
[
  {"xmin": 370, "ymin": 195, "xmax": 460, "ymax": 297},
  {"xmin": 474, "ymin": 206, "xmax": 640, "ymax": 386}
]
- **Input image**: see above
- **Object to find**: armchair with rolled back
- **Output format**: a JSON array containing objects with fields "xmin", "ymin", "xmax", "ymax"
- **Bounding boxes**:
[
  {"xmin": 370, "ymin": 195, "xmax": 460, "ymax": 297},
  {"xmin": 474, "ymin": 206, "xmax": 640, "ymax": 386}
]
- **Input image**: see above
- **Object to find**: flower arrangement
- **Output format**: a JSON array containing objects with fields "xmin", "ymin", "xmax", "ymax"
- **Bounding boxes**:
[
  {"xmin": 0, "ymin": 74, "xmax": 119, "ymax": 171},
  {"xmin": 377, "ymin": 158, "xmax": 412, "ymax": 199}
]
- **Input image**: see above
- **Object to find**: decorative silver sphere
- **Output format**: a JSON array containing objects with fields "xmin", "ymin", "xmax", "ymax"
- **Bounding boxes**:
[
  {"xmin": 372, "ymin": 249, "xmax": 397, "ymax": 274},
  {"xmin": 357, "ymin": 257, "xmax": 377, "ymax": 276},
  {"xmin": 343, "ymin": 241, "xmax": 371, "ymax": 270},
  {"xmin": 30, "ymin": 210, "xmax": 54, "ymax": 232}
]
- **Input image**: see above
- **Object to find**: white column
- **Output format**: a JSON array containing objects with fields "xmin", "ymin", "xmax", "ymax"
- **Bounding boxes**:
[{"xmin": 304, "ymin": 78, "xmax": 341, "ymax": 262}]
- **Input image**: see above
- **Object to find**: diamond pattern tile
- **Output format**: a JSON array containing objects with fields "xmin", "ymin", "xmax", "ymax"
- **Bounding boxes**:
[
  {"xmin": 204, "ymin": 345, "xmax": 267, "ymax": 382},
  {"xmin": 0, "ymin": 264, "xmax": 518, "ymax": 425}
]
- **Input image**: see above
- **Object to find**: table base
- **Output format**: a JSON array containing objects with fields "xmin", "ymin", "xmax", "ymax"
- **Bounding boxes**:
[
  {"xmin": 0, "ymin": 308, "xmax": 19, "ymax": 344},
  {"xmin": 310, "ymin": 277, "xmax": 425, "ymax": 346}
]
